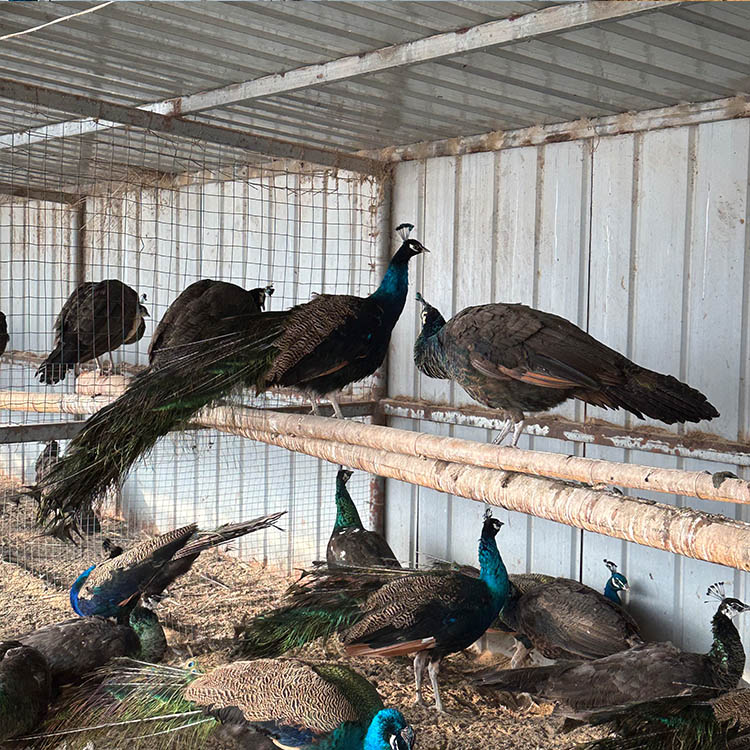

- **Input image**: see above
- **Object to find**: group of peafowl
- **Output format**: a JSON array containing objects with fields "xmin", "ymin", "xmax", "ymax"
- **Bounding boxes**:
[{"xmin": 3, "ymin": 220, "xmax": 744, "ymax": 750}]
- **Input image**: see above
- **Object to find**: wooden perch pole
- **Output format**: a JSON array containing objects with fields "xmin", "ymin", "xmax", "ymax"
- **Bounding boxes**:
[
  {"xmin": 198, "ymin": 412, "xmax": 750, "ymax": 572},
  {"xmin": 201, "ymin": 408, "xmax": 750, "ymax": 506}
]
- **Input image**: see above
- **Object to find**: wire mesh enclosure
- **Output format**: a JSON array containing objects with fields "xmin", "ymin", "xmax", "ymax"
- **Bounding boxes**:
[{"xmin": 0, "ymin": 103, "xmax": 386, "ymax": 587}]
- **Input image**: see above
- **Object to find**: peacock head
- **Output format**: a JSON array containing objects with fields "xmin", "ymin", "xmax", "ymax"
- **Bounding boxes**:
[
  {"xmin": 337, "ymin": 467, "xmax": 354, "ymax": 485},
  {"xmin": 604, "ymin": 559, "xmax": 629, "ymax": 593},
  {"xmin": 366, "ymin": 708, "xmax": 415, "ymax": 750},
  {"xmin": 393, "ymin": 223, "xmax": 429, "ymax": 262},
  {"xmin": 415, "ymin": 292, "xmax": 446, "ymax": 334},
  {"xmin": 707, "ymin": 582, "xmax": 750, "ymax": 619},
  {"xmin": 481, "ymin": 508, "xmax": 504, "ymax": 540},
  {"xmin": 251, "ymin": 284, "xmax": 275, "ymax": 311},
  {"xmin": 138, "ymin": 292, "xmax": 150, "ymax": 318}
]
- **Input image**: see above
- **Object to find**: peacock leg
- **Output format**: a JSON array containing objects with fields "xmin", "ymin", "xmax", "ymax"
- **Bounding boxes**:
[
  {"xmin": 510, "ymin": 637, "xmax": 531, "ymax": 668},
  {"xmin": 510, "ymin": 419, "xmax": 525, "ymax": 447},
  {"xmin": 427, "ymin": 656, "xmax": 444, "ymax": 712},
  {"xmin": 491, "ymin": 419, "xmax": 513, "ymax": 445},
  {"xmin": 328, "ymin": 394, "xmax": 344, "ymax": 419},
  {"xmin": 413, "ymin": 651, "xmax": 429, "ymax": 707},
  {"xmin": 309, "ymin": 395, "xmax": 321, "ymax": 415}
]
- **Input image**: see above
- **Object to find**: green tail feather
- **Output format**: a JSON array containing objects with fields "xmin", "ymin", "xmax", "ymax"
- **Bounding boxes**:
[
  {"xmin": 27, "ymin": 660, "xmax": 215, "ymax": 750},
  {"xmin": 36, "ymin": 315, "xmax": 285, "ymax": 539}
]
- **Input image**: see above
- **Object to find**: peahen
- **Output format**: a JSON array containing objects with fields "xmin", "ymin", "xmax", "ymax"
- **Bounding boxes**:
[
  {"xmin": 327, "ymin": 468, "xmax": 400, "ymax": 569},
  {"xmin": 70, "ymin": 511, "xmax": 285, "ymax": 619},
  {"xmin": 236, "ymin": 512, "xmax": 507, "ymax": 712},
  {"xmin": 148, "ymin": 279, "xmax": 274, "ymax": 369},
  {"xmin": 36, "ymin": 224, "xmax": 427, "ymax": 538},
  {"xmin": 474, "ymin": 583, "xmax": 749, "ymax": 716},
  {"xmin": 575, "ymin": 688, "xmax": 750, "ymax": 750},
  {"xmin": 16, "ymin": 606, "xmax": 166, "ymax": 688},
  {"xmin": 36, "ymin": 279, "xmax": 149, "ymax": 384},
  {"xmin": 0, "ymin": 310, "xmax": 8, "ymax": 357},
  {"xmin": 413, "ymin": 292, "xmax": 719, "ymax": 445},
  {"xmin": 0, "ymin": 641, "xmax": 51, "ymax": 741},
  {"xmin": 31, "ymin": 657, "xmax": 416, "ymax": 750}
]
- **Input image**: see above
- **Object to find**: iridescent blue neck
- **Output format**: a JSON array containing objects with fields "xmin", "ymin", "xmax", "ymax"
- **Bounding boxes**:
[
  {"xmin": 70, "ymin": 565, "xmax": 95, "ymax": 616},
  {"xmin": 369, "ymin": 255, "xmax": 410, "ymax": 314},
  {"xmin": 603, "ymin": 577, "xmax": 621, "ymax": 604},
  {"xmin": 363, "ymin": 708, "xmax": 408, "ymax": 750},
  {"xmin": 334, "ymin": 478, "xmax": 364, "ymax": 531},
  {"xmin": 479, "ymin": 533, "xmax": 509, "ymax": 610}
]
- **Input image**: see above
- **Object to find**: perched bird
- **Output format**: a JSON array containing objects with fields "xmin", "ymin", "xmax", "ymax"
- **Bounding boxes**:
[
  {"xmin": 576, "ymin": 688, "xmax": 750, "ymax": 750},
  {"xmin": 603, "ymin": 559, "xmax": 630, "ymax": 605},
  {"xmin": 0, "ymin": 641, "xmax": 51, "ymax": 741},
  {"xmin": 413, "ymin": 293, "xmax": 719, "ymax": 445},
  {"xmin": 70, "ymin": 512, "xmax": 285, "ymax": 619},
  {"xmin": 0, "ymin": 310, "xmax": 8, "ymax": 357},
  {"xmin": 236, "ymin": 512, "xmax": 507, "ymax": 712},
  {"xmin": 148, "ymin": 279, "xmax": 274, "ymax": 369},
  {"xmin": 36, "ymin": 224, "xmax": 426, "ymax": 538},
  {"xmin": 16, "ymin": 606, "xmax": 165, "ymax": 688},
  {"xmin": 327, "ymin": 468, "xmax": 400, "ymax": 569},
  {"xmin": 474, "ymin": 583, "xmax": 748, "ymax": 716},
  {"xmin": 36, "ymin": 279, "xmax": 149, "ymax": 384},
  {"xmin": 35, "ymin": 658, "xmax": 416, "ymax": 750}
]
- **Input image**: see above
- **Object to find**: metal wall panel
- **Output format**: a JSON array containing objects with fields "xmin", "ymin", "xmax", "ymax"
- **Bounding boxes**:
[{"xmin": 388, "ymin": 117, "xmax": 750, "ymax": 671}]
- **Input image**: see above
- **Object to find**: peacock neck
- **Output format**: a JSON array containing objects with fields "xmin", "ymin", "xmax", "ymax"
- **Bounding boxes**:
[
  {"xmin": 603, "ymin": 578, "xmax": 621, "ymax": 604},
  {"xmin": 708, "ymin": 611, "xmax": 746, "ymax": 683},
  {"xmin": 478, "ymin": 533, "xmax": 509, "ymax": 612},
  {"xmin": 130, "ymin": 608, "xmax": 167, "ymax": 662},
  {"xmin": 362, "ymin": 709, "xmax": 406, "ymax": 750},
  {"xmin": 334, "ymin": 480, "xmax": 364, "ymax": 532},
  {"xmin": 414, "ymin": 323, "xmax": 449, "ymax": 380},
  {"xmin": 369, "ymin": 255, "xmax": 409, "ymax": 319},
  {"xmin": 70, "ymin": 565, "xmax": 95, "ymax": 616}
]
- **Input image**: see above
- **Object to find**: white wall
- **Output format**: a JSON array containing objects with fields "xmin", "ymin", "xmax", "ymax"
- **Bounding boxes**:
[{"xmin": 387, "ymin": 118, "xmax": 750, "ymax": 667}]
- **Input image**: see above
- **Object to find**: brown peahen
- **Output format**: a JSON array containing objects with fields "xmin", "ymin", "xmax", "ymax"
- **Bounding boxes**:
[
  {"xmin": 36, "ymin": 224, "xmax": 427, "ymax": 538},
  {"xmin": 36, "ymin": 279, "xmax": 149, "ymax": 384},
  {"xmin": 474, "ymin": 583, "xmax": 748, "ymax": 716},
  {"xmin": 414, "ymin": 293, "xmax": 719, "ymax": 445},
  {"xmin": 327, "ymin": 468, "xmax": 400, "ymax": 569},
  {"xmin": 28, "ymin": 657, "xmax": 416, "ymax": 750}
]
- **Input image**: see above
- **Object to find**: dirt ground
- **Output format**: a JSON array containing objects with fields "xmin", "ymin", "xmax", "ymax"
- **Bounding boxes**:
[{"xmin": 0, "ymin": 484, "xmax": 607, "ymax": 750}]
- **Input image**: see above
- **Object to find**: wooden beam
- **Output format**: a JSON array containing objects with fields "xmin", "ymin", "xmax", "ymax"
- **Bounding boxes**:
[{"xmin": 0, "ymin": 421, "xmax": 86, "ymax": 445}]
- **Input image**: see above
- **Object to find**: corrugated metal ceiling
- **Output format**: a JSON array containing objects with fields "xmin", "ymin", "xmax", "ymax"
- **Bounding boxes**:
[{"xmin": 0, "ymin": 0, "xmax": 748, "ymax": 188}]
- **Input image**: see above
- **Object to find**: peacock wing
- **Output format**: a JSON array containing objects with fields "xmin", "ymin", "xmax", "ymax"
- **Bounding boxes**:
[
  {"xmin": 184, "ymin": 660, "xmax": 364, "ymax": 737},
  {"xmin": 515, "ymin": 578, "xmax": 641, "ymax": 660},
  {"xmin": 79, "ymin": 280, "xmax": 140, "ymax": 360},
  {"xmin": 267, "ymin": 294, "xmax": 381, "ymax": 385},
  {"xmin": 328, "ymin": 529, "xmax": 401, "ymax": 569},
  {"xmin": 446, "ymin": 303, "xmax": 627, "ymax": 391},
  {"xmin": 712, "ymin": 688, "xmax": 750, "ymax": 732}
]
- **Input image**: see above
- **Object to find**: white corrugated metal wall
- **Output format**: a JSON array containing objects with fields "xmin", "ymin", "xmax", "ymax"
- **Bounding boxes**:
[{"xmin": 386, "ymin": 117, "xmax": 750, "ymax": 669}]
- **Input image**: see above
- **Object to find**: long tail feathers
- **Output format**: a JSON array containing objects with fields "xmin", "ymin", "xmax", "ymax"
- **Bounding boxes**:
[
  {"xmin": 17, "ymin": 659, "xmax": 213, "ymax": 750},
  {"xmin": 36, "ymin": 314, "xmax": 286, "ymax": 539}
]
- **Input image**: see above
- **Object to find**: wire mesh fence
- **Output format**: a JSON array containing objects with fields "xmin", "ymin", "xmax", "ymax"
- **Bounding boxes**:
[{"xmin": 0, "ymin": 103, "xmax": 385, "ymax": 597}]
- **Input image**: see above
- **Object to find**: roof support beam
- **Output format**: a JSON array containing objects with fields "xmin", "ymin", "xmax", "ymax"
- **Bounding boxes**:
[
  {"xmin": 0, "ymin": 1, "xmax": 677, "ymax": 154},
  {"xmin": 0, "ymin": 79, "xmax": 381, "ymax": 174}
]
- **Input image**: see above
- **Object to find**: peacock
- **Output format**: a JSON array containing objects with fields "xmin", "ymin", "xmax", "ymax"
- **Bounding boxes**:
[
  {"xmin": 413, "ymin": 292, "xmax": 719, "ymax": 445},
  {"xmin": 574, "ymin": 688, "xmax": 750, "ymax": 750},
  {"xmin": 16, "ymin": 606, "xmax": 166, "ymax": 688},
  {"xmin": 36, "ymin": 279, "xmax": 149, "ymax": 384},
  {"xmin": 30, "ymin": 657, "xmax": 416, "ymax": 750},
  {"xmin": 36, "ymin": 224, "xmax": 427, "ymax": 539},
  {"xmin": 0, "ymin": 310, "xmax": 8, "ymax": 357},
  {"xmin": 327, "ymin": 468, "xmax": 400, "ymax": 569},
  {"xmin": 148, "ymin": 279, "xmax": 274, "ymax": 369},
  {"xmin": 474, "ymin": 583, "xmax": 748, "ymax": 716},
  {"xmin": 602, "ymin": 559, "xmax": 629, "ymax": 605},
  {"xmin": 0, "ymin": 641, "xmax": 51, "ymax": 741},
  {"xmin": 236, "ymin": 511, "xmax": 507, "ymax": 712},
  {"xmin": 70, "ymin": 511, "xmax": 285, "ymax": 619}
]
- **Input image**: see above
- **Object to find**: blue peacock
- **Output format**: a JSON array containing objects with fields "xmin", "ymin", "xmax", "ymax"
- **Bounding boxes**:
[
  {"xmin": 70, "ymin": 512, "xmax": 284, "ymax": 620},
  {"xmin": 236, "ymin": 511, "xmax": 507, "ymax": 712},
  {"xmin": 37, "ymin": 224, "xmax": 427, "ymax": 539},
  {"xmin": 29, "ymin": 657, "xmax": 416, "ymax": 750}
]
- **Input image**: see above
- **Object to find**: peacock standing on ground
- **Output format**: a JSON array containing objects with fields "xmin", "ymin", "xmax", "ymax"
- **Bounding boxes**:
[
  {"xmin": 16, "ymin": 606, "xmax": 166, "ymax": 689},
  {"xmin": 0, "ymin": 641, "xmax": 51, "ymax": 741},
  {"xmin": 30, "ymin": 658, "xmax": 416, "ymax": 750},
  {"xmin": 236, "ymin": 512, "xmax": 506, "ymax": 712},
  {"xmin": 474, "ymin": 583, "xmax": 749, "ymax": 716},
  {"xmin": 413, "ymin": 292, "xmax": 719, "ymax": 445},
  {"xmin": 148, "ymin": 279, "xmax": 274, "ymax": 369},
  {"xmin": 36, "ymin": 279, "xmax": 149, "ymax": 385},
  {"xmin": 0, "ymin": 310, "xmax": 8, "ymax": 357},
  {"xmin": 575, "ymin": 688, "xmax": 750, "ymax": 750},
  {"xmin": 327, "ymin": 468, "xmax": 400, "ymax": 569},
  {"xmin": 70, "ymin": 511, "xmax": 285, "ymax": 620},
  {"xmin": 36, "ymin": 224, "xmax": 427, "ymax": 539}
]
